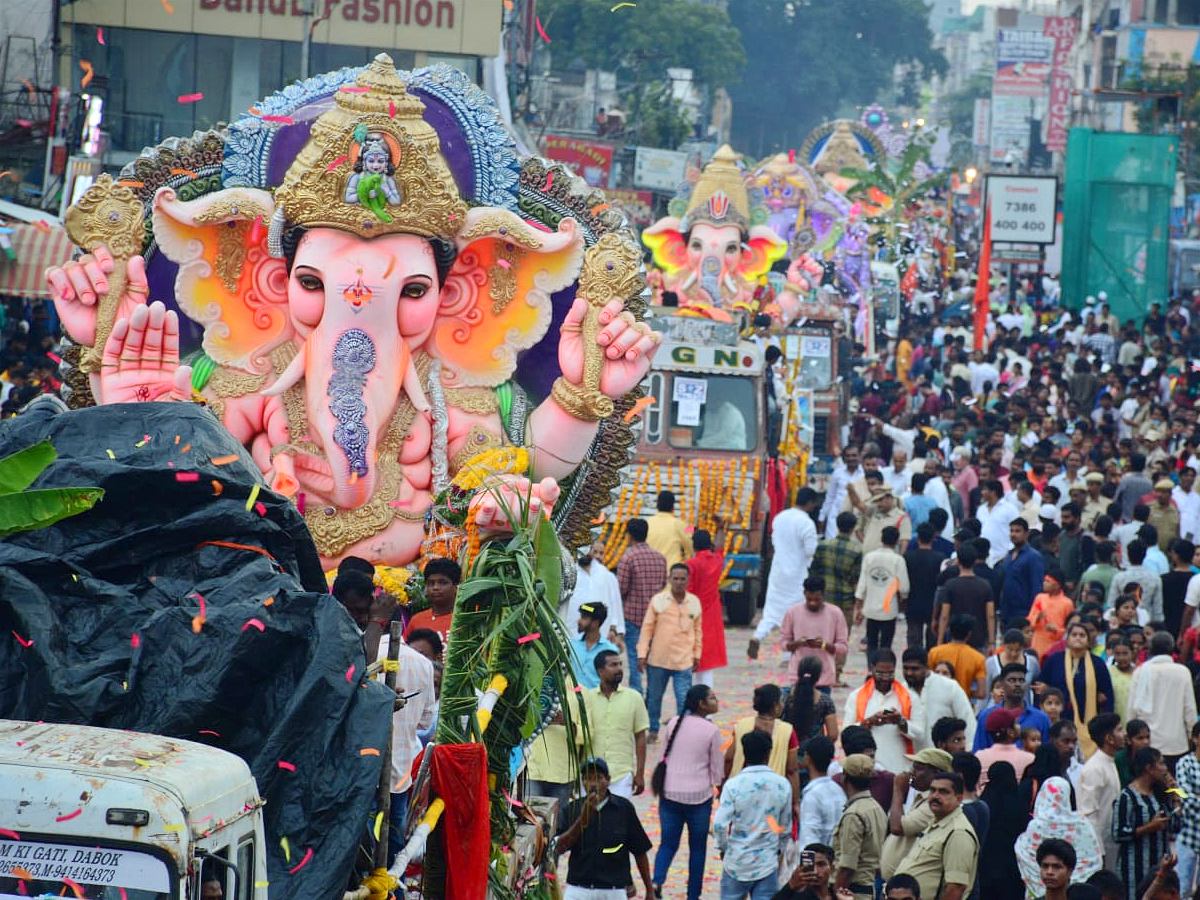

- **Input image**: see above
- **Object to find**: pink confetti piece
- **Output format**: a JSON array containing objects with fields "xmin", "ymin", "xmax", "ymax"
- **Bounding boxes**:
[
  {"xmin": 296, "ymin": 493, "xmax": 306, "ymax": 514},
  {"xmin": 15, "ymin": 119, "xmax": 31, "ymax": 128},
  {"xmin": 388, "ymin": 100, "xmax": 396, "ymax": 118},
  {"xmin": 55, "ymin": 809, "xmax": 82, "ymax": 822},
  {"xmin": 175, "ymin": 472, "xmax": 199, "ymax": 482},
  {"xmin": 97, "ymin": 27, "xmax": 105, "ymax": 45},
  {"xmin": 119, "ymin": 889, "xmax": 127, "ymax": 900},
  {"xmin": 11, "ymin": 631, "xmax": 32, "ymax": 648},
  {"xmin": 177, "ymin": 92, "xmax": 203, "ymax": 104},
  {"xmin": 261, "ymin": 115, "xmax": 294, "ymax": 124},
  {"xmin": 535, "ymin": 15, "xmax": 551, "ymax": 42},
  {"xmin": 503, "ymin": 789, "xmax": 524, "ymax": 808},
  {"xmin": 62, "ymin": 878, "xmax": 83, "ymax": 899},
  {"xmin": 130, "ymin": 634, "xmax": 140, "ymax": 648},
  {"xmin": 199, "ymin": 730, "xmax": 220, "ymax": 738},
  {"xmin": 517, "ymin": 632, "xmax": 541, "ymax": 644},
  {"xmin": 288, "ymin": 847, "xmax": 313, "ymax": 874},
  {"xmin": 325, "ymin": 155, "xmax": 349, "ymax": 172},
  {"xmin": 345, "ymin": 664, "xmax": 356, "ymax": 682},
  {"xmin": 277, "ymin": 760, "xmax": 296, "ymax": 772},
  {"xmin": 242, "ymin": 618, "xmax": 265, "ymax": 632},
  {"xmin": 496, "ymin": 258, "xmax": 511, "ymax": 269},
  {"xmin": 0, "ymin": 828, "xmax": 19, "ymax": 840},
  {"xmin": 339, "ymin": 86, "xmax": 369, "ymax": 93},
  {"xmin": 254, "ymin": 501, "xmax": 267, "ymax": 516}
]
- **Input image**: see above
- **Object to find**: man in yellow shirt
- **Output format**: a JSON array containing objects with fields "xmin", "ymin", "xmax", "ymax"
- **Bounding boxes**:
[
  {"xmin": 637, "ymin": 563, "xmax": 702, "ymax": 743},
  {"xmin": 645, "ymin": 490, "xmax": 693, "ymax": 567},
  {"xmin": 583, "ymin": 650, "xmax": 650, "ymax": 798}
]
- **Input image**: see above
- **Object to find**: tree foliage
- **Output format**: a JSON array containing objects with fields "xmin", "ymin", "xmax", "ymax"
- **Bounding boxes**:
[
  {"xmin": 537, "ymin": 0, "xmax": 747, "ymax": 91},
  {"xmin": 727, "ymin": 0, "xmax": 947, "ymax": 156}
]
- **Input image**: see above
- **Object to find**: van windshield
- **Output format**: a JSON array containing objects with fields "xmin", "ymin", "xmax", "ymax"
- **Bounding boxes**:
[
  {"xmin": 0, "ymin": 838, "xmax": 172, "ymax": 900},
  {"xmin": 667, "ymin": 375, "xmax": 758, "ymax": 452}
]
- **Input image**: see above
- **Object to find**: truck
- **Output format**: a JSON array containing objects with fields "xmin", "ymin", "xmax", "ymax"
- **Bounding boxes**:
[{"xmin": 0, "ymin": 720, "xmax": 267, "ymax": 900}]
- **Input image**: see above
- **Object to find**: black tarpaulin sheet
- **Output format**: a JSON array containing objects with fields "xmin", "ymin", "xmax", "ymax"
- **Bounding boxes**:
[{"xmin": 0, "ymin": 401, "xmax": 392, "ymax": 900}]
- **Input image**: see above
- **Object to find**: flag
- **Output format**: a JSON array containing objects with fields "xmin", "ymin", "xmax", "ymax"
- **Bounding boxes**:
[{"xmin": 973, "ymin": 201, "xmax": 992, "ymax": 351}]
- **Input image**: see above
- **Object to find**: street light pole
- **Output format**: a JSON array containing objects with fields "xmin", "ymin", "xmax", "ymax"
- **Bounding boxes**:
[{"xmin": 299, "ymin": 0, "xmax": 314, "ymax": 81}]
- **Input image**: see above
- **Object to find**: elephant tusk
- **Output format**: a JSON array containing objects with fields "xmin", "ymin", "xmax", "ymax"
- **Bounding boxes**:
[
  {"xmin": 724, "ymin": 272, "xmax": 738, "ymax": 293},
  {"xmin": 403, "ymin": 356, "xmax": 431, "ymax": 413},
  {"xmin": 262, "ymin": 341, "xmax": 307, "ymax": 397},
  {"xmin": 679, "ymin": 270, "xmax": 697, "ymax": 292}
]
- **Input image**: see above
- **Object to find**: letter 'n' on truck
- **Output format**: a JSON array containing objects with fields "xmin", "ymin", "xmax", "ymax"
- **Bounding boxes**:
[{"xmin": 0, "ymin": 720, "xmax": 267, "ymax": 900}]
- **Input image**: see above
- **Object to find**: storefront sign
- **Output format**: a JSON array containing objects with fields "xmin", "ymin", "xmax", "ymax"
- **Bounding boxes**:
[
  {"xmin": 633, "ymin": 147, "xmax": 688, "ymax": 192},
  {"xmin": 990, "ymin": 28, "xmax": 1054, "ymax": 166},
  {"xmin": 542, "ymin": 136, "xmax": 615, "ymax": 188},
  {"xmin": 1044, "ymin": 16, "xmax": 1079, "ymax": 154},
  {"xmin": 606, "ymin": 188, "xmax": 655, "ymax": 226},
  {"xmin": 986, "ymin": 175, "xmax": 1057, "ymax": 244},
  {"xmin": 63, "ymin": 0, "xmax": 500, "ymax": 56}
]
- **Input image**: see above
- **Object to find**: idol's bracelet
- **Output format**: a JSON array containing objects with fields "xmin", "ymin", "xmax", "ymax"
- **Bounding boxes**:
[{"xmin": 551, "ymin": 376, "xmax": 613, "ymax": 423}]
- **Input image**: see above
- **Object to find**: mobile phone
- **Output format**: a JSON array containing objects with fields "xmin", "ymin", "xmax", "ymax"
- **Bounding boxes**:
[{"xmin": 800, "ymin": 850, "xmax": 815, "ymax": 870}]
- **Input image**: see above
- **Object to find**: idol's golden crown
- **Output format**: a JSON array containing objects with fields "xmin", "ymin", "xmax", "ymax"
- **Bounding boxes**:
[
  {"xmin": 270, "ymin": 53, "xmax": 467, "ymax": 248},
  {"xmin": 683, "ymin": 144, "xmax": 751, "ymax": 232}
]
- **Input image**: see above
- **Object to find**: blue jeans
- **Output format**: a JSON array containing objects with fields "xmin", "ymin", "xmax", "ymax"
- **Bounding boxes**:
[
  {"xmin": 653, "ymin": 797, "xmax": 712, "ymax": 900},
  {"xmin": 1179, "ymin": 842, "xmax": 1198, "ymax": 899},
  {"xmin": 625, "ymin": 622, "xmax": 643, "ymax": 694},
  {"xmin": 646, "ymin": 665, "xmax": 691, "ymax": 735},
  {"xmin": 720, "ymin": 871, "xmax": 778, "ymax": 900}
]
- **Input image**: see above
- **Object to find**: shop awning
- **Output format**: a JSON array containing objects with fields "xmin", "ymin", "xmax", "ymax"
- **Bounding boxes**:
[{"xmin": 0, "ymin": 221, "xmax": 76, "ymax": 299}]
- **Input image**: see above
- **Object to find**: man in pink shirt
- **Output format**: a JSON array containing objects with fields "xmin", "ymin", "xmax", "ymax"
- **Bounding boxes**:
[
  {"xmin": 779, "ymin": 575, "xmax": 850, "ymax": 691},
  {"xmin": 975, "ymin": 706, "xmax": 1036, "ymax": 790}
]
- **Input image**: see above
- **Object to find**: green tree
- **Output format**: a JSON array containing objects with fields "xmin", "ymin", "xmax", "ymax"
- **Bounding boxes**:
[
  {"xmin": 537, "ymin": 0, "xmax": 746, "ymax": 148},
  {"xmin": 941, "ymin": 73, "xmax": 992, "ymax": 141},
  {"xmin": 727, "ymin": 0, "xmax": 947, "ymax": 156}
]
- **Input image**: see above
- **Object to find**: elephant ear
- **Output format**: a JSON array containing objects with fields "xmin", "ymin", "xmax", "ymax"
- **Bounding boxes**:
[
  {"xmin": 429, "ymin": 209, "xmax": 584, "ymax": 388},
  {"xmin": 641, "ymin": 217, "xmax": 688, "ymax": 273},
  {"xmin": 739, "ymin": 224, "xmax": 788, "ymax": 282},
  {"xmin": 152, "ymin": 187, "xmax": 291, "ymax": 375}
]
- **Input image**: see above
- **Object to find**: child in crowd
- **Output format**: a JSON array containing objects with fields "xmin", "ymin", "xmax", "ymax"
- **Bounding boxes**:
[
  {"xmin": 1041, "ymin": 687, "xmax": 1065, "ymax": 726},
  {"xmin": 1115, "ymin": 719, "xmax": 1151, "ymax": 787},
  {"xmin": 1021, "ymin": 725, "xmax": 1043, "ymax": 754},
  {"xmin": 1106, "ymin": 636, "xmax": 1135, "ymax": 723}
]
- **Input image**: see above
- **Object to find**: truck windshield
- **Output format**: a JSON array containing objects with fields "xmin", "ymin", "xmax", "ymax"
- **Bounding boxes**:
[
  {"xmin": 667, "ymin": 375, "xmax": 757, "ymax": 452},
  {"xmin": 795, "ymin": 332, "xmax": 834, "ymax": 390},
  {"xmin": 0, "ymin": 838, "xmax": 172, "ymax": 900}
]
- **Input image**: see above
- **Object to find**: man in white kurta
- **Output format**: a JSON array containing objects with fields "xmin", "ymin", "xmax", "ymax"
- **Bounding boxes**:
[
  {"xmin": 1077, "ymin": 713, "xmax": 1123, "ymax": 870},
  {"xmin": 751, "ymin": 489, "xmax": 820, "ymax": 654},
  {"xmin": 819, "ymin": 447, "xmax": 864, "ymax": 538},
  {"xmin": 843, "ymin": 653, "xmax": 925, "ymax": 774}
]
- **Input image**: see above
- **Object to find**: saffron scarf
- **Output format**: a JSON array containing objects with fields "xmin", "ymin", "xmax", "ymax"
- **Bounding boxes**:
[
  {"xmin": 855, "ymin": 679, "xmax": 914, "ymax": 754},
  {"xmin": 1066, "ymin": 651, "xmax": 1098, "ymax": 758}
]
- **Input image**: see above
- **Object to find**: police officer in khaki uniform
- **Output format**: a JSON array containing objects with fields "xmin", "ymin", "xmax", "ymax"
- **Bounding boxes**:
[
  {"xmin": 833, "ymin": 754, "xmax": 888, "ymax": 896},
  {"xmin": 1081, "ymin": 472, "xmax": 1109, "ymax": 532},
  {"xmin": 894, "ymin": 770, "xmax": 979, "ymax": 900}
]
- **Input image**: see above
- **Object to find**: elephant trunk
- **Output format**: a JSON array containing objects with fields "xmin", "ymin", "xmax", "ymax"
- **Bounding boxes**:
[
  {"xmin": 699, "ymin": 256, "xmax": 723, "ymax": 303},
  {"xmin": 306, "ymin": 325, "xmax": 416, "ymax": 511}
]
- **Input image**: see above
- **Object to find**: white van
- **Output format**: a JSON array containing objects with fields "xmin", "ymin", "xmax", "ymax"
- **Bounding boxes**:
[{"xmin": 0, "ymin": 720, "xmax": 267, "ymax": 900}]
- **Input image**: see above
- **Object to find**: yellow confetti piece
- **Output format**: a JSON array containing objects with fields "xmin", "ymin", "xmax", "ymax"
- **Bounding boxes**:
[
  {"xmin": 106, "ymin": 449, "xmax": 115, "ymax": 459},
  {"xmin": 602, "ymin": 843, "xmax": 624, "ymax": 853},
  {"xmin": 246, "ymin": 483, "xmax": 260, "ymax": 512},
  {"xmin": 611, "ymin": 1, "xmax": 636, "ymax": 8},
  {"xmin": 254, "ymin": 883, "xmax": 269, "ymax": 889},
  {"xmin": 280, "ymin": 836, "xmax": 291, "ymax": 862},
  {"xmin": 135, "ymin": 439, "xmax": 148, "ymax": 448},
  {"xmin": 373, "ymin": 811, "xmax": 384, "ymax": 842},
  {"xmin": 163, "ymin": 824, "xmax": 184, "ymax": 832}
]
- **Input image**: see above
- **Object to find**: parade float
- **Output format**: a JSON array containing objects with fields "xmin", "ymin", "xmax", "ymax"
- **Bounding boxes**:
[{"xmin": 4, "ymin": 54, "xmax": 659, "ymax": 900}]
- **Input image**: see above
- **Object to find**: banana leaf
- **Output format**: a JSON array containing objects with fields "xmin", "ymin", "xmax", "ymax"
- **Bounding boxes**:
[
  {"xmin": 0, "ymin": 488, "xmax": 105, "ymax": 538},
  {"xmin": 0, "ymin": 441, "xmax": 56, "ymax": 493}
]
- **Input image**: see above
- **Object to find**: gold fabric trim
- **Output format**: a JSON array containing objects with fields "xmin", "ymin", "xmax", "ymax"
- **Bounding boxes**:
[
  {"xmin": 449, "ymin": 425, "xmax": 506, "ymax": 473},
  {"xmin": 444, "ymin": 386, "xmax": 498, "ymax": 415}
]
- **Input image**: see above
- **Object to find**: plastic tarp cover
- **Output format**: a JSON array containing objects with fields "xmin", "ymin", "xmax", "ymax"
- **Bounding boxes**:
[{"xmin": 0, "ymin": 401, "xmax": 393, "ymax": 900}]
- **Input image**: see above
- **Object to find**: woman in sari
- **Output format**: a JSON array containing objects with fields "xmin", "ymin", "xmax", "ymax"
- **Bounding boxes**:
[
  {"xmin": 1014, "ymin": 776, "xmax": 1104, "ymax": 897},
  {"xmin": 726, "ymin": 683, "xmax": 800, "ymax": 816},
  {"xmin": 1036, "ymin": 621, "xmax": 1114, "ymax": 758}
]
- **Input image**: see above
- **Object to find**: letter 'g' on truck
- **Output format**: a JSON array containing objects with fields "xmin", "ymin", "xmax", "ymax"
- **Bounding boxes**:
[{"xmin": 0, "ymin": 720, "xmax": 267, "ymax": 900}]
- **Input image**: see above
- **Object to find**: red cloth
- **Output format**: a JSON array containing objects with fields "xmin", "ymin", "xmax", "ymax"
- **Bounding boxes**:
[
  {"xmin": 430, "ymin": 744, "xmax": 490, "ymax": 899},
  {"xmin": 973, "ymin": 203, "xmax": 992, "ymax": 351},
  {"xmin": 688, "ymin": 549, "xmax": 728, "ymax": 671},
  {"xmin": 766, "ymin": 458, "xmax": 789, "ymax": 525}
]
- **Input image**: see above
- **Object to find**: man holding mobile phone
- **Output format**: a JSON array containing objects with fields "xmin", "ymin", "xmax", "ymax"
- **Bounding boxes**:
[{"xmin": 773, "ymin": 843, "xmax": 836, "ymax": 900}]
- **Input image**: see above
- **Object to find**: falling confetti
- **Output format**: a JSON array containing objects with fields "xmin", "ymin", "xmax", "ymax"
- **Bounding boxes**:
[
  {"xmin": 611, "ymin": 2, "xmax": 636, "ymax": 10},
  {"xmin": 277, "ymin": 760, "xmax": 296, "ymax": 772},
  {"xmin": 280, "ymin": 837, "xmax": 291, "ymax": 862},
  {"xmin": 212, "ymin": 480, "xmax": 224, "ymax": 496},
  {"xmin": 191, "ymin": 592, "xmax": 207, "ymax": 634},
  {"xmin": 55, "ymin": 809, "xmax": 82, "ymax": 823},
  {"xmin": 517, "ymin": 632, "xmax": 541, "ymax": 644},
  {"xmin": 339, "ymin": 86, "xmax": 370, "ymax": 93},
  {"xmin": 372, "ymin": 811, "xmax": 384, "ymax": 841},
  {"xmin": 11, "ymin": 868, "xmax": 32, "ymax": 880},
  {"xmin": 177, "ymin": 92, "xmax": 203, "ymax": 104},
  {"xmin": 169, "ymin": 168, "xmax": 198, "ymax": 177},
  {"xmin": 622, "ymin": 396, "xmax": 656, "ymax": 423},
  {"xmin": 160, "ymin": 0, "xmax": 175, "ymax": 12},
  {"xmin": 359, "ymin": 747, "xmax": 380, "ymax": 756},
  {"xmin": 11, "ymin": 631, "xmax": 32, "ymax": 648},
  {"xmin": 535, "ymin": 16, "xmax": 551, "ymax": 42},
  {"xmin": 61, "ymin": 878, "xmax": 84, "ymax": 899},
  {"xmin": 261, "ymin": 115, "xmax": 294, "ymax": 124},
  {"xmin": 345, "ymin": 664, "xmax": 357, "ymax": 683},
  {"xmin": 0, "ymin": 828, "xmax": 21, "ymax": 840},
  {"xmin": 106, "ymin": 449, "xmax": 115, "ymax": 459},
  {"xmin": 601, "ymin": 843, "xmax": 624, "ymax": 854},
  {"xmin": 242, "ymin": 618, "xmax": 265, "ymax": 632},
  {"xmin": 254, "ymin": 501, "xmax": 267, "ymax": 516},
  {"xmin": 130, "ymin": 634, "xmax": 140, "ymax": 648},
  {"xmin": 245, "ymin": 483, "xmax": 261, "ymax": 512},
  {"xmin": 210, "ymin": 454, "xmax": 238, "ymax": 465},
  {"xmin": 325, "ymin": 155, "xmax": 349, "ymax": 172},
  {"xmin": 97, "ymin": 27, "xmax": 105, "ymax": 45},
  {"xmin": 765, "ymin": 814, "xmax": 786, "ymax": 834},
  {"xmin": 198, "ymin": 729, "xmax": 220, "ymax": 737},
  {"xmin": 79, "ymin": 61, "xmax": 94, "ymax": 89},
  {"xmin": 174, "ymin": 472, "xmax": 199, "ymax": 482}
]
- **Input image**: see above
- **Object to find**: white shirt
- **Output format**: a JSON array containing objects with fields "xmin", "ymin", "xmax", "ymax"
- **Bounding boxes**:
[
  {"xmin": 567, "ymin": 560, "xmax": 626, "ymax": 637},
  {"xmin": 758, "ymin": 507, "xmax": 819, "ymax": 640},
  {"xmin": 923, "ymin": 476, "xmax": 956, "ymax": 540},
  {"xmin": 1128, "ymin": 655, "xmax": 1199, "ymax": 756},
  {"xmin": 882, "ymin": 465, "xmax": 912, "ymax": 497},
  {"xmin": 1048, "ymin": 470, "xmax": 1084, "ymax": 506},
  {"xmin": 908, "ymin": 672, "xmax": 977, "ymax": 749},
  {"xmin": 820, "ymin": 463, "xmax": 862, "ymax": 538},
  {"xmin": 880, "ymin": 423, "xmax": 916, "ymax": 458},
  {"xmin": 798, "ymin": 775, "xmax": 846, "ymax": 849},
  {"xmin": 978, "ymin": 497, "xmax": 1017, "ymax": 565},
  {"xmin": 1078, "ymin": 750, "xmax": 1121, "ymax": 868},
  {"xmin": 1174, "ymin": 485, "xmax": 1200, "ymax": 542},
  {"xmin": 970, "ymin": 361, "xmax": 1000, "ymax": 395},
  {"xmin": 377, "ymin": 636, "xmax": 437, "ymax": 789},
  {"xmin": 843, "ymin": 683, "xmax": 926, "ymax": 774}
]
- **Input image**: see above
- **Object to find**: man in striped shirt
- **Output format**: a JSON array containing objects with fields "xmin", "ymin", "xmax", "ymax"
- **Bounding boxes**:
[{"xmin": 616, "ymin": 517, "xmax": 667, "ymax": 696}]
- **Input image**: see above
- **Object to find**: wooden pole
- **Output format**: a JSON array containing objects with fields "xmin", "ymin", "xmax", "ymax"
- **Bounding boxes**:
[{"xmin": 372, "ymin": 621, "xmax": 403, "ymax": 870}]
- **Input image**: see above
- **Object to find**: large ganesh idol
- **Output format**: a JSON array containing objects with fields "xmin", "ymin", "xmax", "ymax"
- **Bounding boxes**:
[
  {"xmin": 48, "ymin": 56, "xmax": 658, "ymax": 569},
  {"xmin": 751, "ymin": 153, "xmax": 844, "ymax": 258},
  {"xmin": 642, "ymin": 145, "xmax": 793, "ymax": 324}
]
